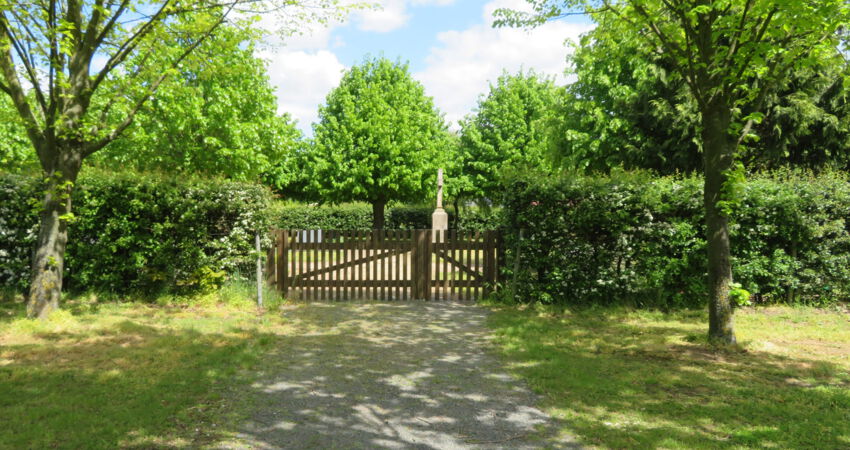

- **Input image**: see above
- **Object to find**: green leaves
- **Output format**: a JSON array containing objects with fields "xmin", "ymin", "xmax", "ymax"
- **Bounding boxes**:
[
  {"xmin": 457, "ymin": 70, "xmax": 560, "ymax": 203},
  {"xmin": 93, "ymin": 22, "xmax": 302, "ymax": 183},
  {"xmin": 309, "ymin": 56, "xmax": 450, "ymax": 206},
  {"xmin": 502, "ymin": 170, "xmax": 850, "ymax": 307},
  {"xmin": 0, "ymin": 170, "xmax": 272, "ymax": 295}
]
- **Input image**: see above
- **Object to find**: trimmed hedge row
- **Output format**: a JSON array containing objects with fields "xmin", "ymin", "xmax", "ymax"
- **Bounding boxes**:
[
  {"xmin": 0, "ymin": 170, "xmax": 271, "ymax": 295},
  {"xmin": 503, "ymin": 171, "xmax": 850, "ymax": 308},
  {"xmin": 272, "ymin": 203, "xmax": 503, "ymax": 231}
]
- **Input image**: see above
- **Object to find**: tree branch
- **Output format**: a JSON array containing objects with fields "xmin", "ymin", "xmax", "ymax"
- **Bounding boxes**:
[
  {"xmin": 1, "ymin": 11, "xmax": 49, "ymax": 114},
  {"xmin": 83, "ymin": 6, "xmax": 233, "ymax": 156},
  {"xmin": 0, "ymin": 36, "xmax": 47, "ymax": 165}
]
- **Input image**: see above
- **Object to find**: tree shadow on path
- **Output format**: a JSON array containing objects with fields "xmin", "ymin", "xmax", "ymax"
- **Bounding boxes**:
[{"xmin": 225, "ymin": 302, "xmax": 578, "ymax": 449}]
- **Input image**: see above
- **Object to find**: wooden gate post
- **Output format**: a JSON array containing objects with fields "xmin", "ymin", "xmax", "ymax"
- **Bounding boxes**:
[
  {"xmin": 412, "ymin": 229, "xmax": 431, "ymax": 299},
  {"xmin": 277, "ymin": 230, "xmax": 288, "ymax": 292},
  {"xmin": 265, "ymin": 230, "xmax": 276, "ymax": 288}
]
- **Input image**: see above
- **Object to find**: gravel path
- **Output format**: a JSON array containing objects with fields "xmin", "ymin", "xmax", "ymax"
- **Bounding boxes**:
[{"xmin": 223, "ymin": 302, "xmax": 578, "ymax": 449}]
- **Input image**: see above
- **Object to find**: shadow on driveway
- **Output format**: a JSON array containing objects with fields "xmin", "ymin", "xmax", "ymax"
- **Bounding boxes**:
[{"xmin": 224, "ymin": 302, "xmax": 578, "ymax": 449}]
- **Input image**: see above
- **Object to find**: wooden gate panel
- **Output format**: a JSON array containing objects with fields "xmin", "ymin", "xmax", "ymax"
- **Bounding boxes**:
[{"xmin": 266, "ymin": 228, "xmax": 500, "ymax": 301}]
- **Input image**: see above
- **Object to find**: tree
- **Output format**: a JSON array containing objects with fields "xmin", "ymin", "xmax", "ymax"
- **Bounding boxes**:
[
  {"xmin": 310, "ymin": 57, "xmax": 450, "ymax": 229},
  {"xmin": 457, "ymin": 70, "xmax": 560, "ymax": 205},
  {"xmin": 497, "ymin": 0, "xmax": 850, "ymax": 343},
  {"xmin": 0, "ymin": 95, "xmax": 36, "ymax": 172},
  {"xmin": 94, "ymin": 23, "xmax": 303, "ymax": 183},
  {"xmin": 0, "ymin": 0, "xmax": 344, "ymax": 318},
  {"xmin": 553, "ymin": 27, "xmax": 850, "ymax": 173}
]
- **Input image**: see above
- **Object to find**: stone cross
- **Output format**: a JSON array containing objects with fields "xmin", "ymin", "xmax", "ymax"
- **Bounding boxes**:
[{"xmin": 436, "ymin": 168, "xmax": 444, "ymax": 209}]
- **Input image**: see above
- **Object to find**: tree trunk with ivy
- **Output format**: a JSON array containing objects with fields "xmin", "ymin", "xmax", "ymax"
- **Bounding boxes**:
[
  {"xmin": 701, "ymin": 96, "xmax": 736, "ymax": 344},
  {"xmin": 27, "ymin": 148, "xmax": 82, "ymax": 318}
]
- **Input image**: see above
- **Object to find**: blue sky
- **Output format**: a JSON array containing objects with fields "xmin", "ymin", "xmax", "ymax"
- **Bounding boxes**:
[
  {"xmin": 332, "ymin": 1, "xmax": 487, "ymax": 70},
  {"xmin": 256, "ymin": 0, "xmax": 594, "ymax": 133}
]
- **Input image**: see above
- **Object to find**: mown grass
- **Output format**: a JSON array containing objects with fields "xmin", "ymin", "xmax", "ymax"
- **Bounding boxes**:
[
  {"xmin": 0, "ymin": 283, "xmax": 292, "ymax": 449},
  {"xmin": 487, "ymin": 304, "xmax": 850, "ymax": 449}
]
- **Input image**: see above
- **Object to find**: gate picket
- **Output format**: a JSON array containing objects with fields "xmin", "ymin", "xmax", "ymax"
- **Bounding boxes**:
[{"xmin": 268, "ymin": 228, "xmax": 500, "ymax": 301}]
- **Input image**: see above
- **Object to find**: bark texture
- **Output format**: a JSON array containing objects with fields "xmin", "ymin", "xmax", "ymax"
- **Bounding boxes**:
[
  {"xmin": 372, "ymin": 200, "xmax": 386, "ymax": 230},
  {"xmin": 701, "ymin": 98, "xmax": 737, "ymax": 344},
  {"xmin": 27, "ymin": 150, "xmax": 82, "ymax": 319}
]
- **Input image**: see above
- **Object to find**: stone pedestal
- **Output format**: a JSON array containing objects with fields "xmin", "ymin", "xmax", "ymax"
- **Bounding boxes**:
[{"xmin": 432, "ymin": 207, "xmax": 448, "ymax": 242}]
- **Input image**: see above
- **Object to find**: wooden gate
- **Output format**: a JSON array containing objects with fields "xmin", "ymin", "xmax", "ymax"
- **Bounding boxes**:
[{"xmin": 265, "ymin": 229, "xmax": 501, "ymax": 301}]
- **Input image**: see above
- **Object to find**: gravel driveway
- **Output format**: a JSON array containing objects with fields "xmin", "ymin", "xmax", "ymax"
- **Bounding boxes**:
[{"xmin": 223, "ymin": 302, "xmax": 577, "ymax": 449}]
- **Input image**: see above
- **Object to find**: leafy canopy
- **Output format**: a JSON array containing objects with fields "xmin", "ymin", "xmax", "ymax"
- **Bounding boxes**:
[
  {"xmin": 456, "ymin": 70, "xmax": 560, "ymax": 204},
  {"xmin": 496, "ymin": 0, "xmax": 850, "ymax": 144},
  {"xmin": 92, "ymin": 21, "xmax": 303, "ymax": 183},
  {"xmin": 310, "ymin": 56, "xmax": 450, "ymax": 207},
  {"xmin": 552, "ymin": 21, "xmax": 850, "ymax": 173}
]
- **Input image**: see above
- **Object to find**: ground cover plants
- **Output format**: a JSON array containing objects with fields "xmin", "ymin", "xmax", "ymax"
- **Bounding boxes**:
[{"xmin": 487, "ymin": 302, "xmax": 850, "ymax": 448}]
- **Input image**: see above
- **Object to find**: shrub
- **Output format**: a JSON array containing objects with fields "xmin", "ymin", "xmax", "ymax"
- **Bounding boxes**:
[
  {"xmin": 502, "ymin": 170, "xmax": 850, "ymax": 308},
  {"xmin": 272, "ymin": 203, "xmax": 505, "ymax": 231},
  {"xmin": 0, "ymin": 170, "xmax": 272, "ymax": 296},
  {"xmin": 387, "ymin": 206, "xmax": 433, "ymax": 229},
  {"xmin": 272, "ymin": 203, "xmax": 372, "ymax": 230},
  {"xmin": 457, "ymin": 208, "xmax": 505, "ymax": 231}
]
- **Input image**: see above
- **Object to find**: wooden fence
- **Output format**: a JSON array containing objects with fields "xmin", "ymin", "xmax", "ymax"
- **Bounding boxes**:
[{"xmin": 265, "ymin": 229, "xmax": 502, "ymax": 301}]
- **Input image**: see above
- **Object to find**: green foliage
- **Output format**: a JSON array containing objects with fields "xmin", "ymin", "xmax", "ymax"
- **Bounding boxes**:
[
  {"xmin": 273, "ymin": 203, "xmax": 373, "ymax": 230},
  {"xmin": 272, "ymin": 203, "xmax": 503, "ymax": 231},
  {"xmin": 93, "ymin": 22, "xmax": 303, "ymax": 184},
  {"xmin": 386, "ymin": 206, "xmax": 433, "ymax": 230},
  {"xmin": 0, "ymin": 170, "xmax": 271, "ymax": 295},
  {"xmin": 0, "ymin": 97, "xmax": 37, "ymax": 173},
  {"xmin": 309, "ymin": 56, "xmax": 451, "ymax": 211},
  {"xmin": 729, "ymin": 282, "xmax": 752, "ymax": 307},
  {"xmin": 503, "ymin": 171, "xmax": 850, "ymax": 308},
  {"xmin": 456, "ymin": 70, "xmax": 559, "ymax": 202},
  {"xmin": 550, "ymin": 25, "xmax": 850, "ymax": 174}
]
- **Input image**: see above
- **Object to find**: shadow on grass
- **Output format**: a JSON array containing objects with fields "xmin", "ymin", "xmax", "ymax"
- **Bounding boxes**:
[
  {"xmin": 0, "ymin": 302, "xmax": 278, "ymax": 449},
  {"xmin": 227, "ymin": 302, "xmax": 579, "ymax": 449},
  {"xmin": 487, "ymin": 307, "xmax": 850, "ymax": 448}
]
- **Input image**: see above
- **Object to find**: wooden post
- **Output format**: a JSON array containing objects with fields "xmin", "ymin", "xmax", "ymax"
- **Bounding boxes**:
[
  {"xmin": 483, "ymin": 230, "xmax": 493, "ymax": 297},
  {"xmin": 495, "ymin": 230, "xmax": 504, "ymax": 286},
  {"xmin": 413, "ymin": 229, "xmax": 431, "ymax": 300},
  {"xmin": 265, "ymin": 231, "xmax": 276, "ymax": 287},
  {"xmin": 256, "ymin": 232, "xmax": 263, "ymax": 307},
  {"xmin": 278, "ymin": 230, "xmax": 288, "ymax": 292}
]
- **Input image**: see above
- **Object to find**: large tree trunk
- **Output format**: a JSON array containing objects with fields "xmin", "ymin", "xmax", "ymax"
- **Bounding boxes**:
[
  {"xmin": 701, "ymin": 99, "xmax": 737, "ymax": 344},
  {"xmin": 372, "ymin": 199, "xmax": 386, "ymax": 230},
  {"xmin": 27, "ymin": 149, "xmax": 82, "ymax": 319}
]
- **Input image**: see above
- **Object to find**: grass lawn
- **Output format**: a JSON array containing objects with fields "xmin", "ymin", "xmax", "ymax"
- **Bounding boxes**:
[
  {"xmin": 487, "ymin": 304, "xmax": 850, "ymax": 449},
  {"xmin": 0, "ymin": 289, "xmax": 293, "ymax": 448}
]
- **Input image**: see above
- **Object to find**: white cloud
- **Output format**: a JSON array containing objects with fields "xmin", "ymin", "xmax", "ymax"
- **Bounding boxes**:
[
  {"xmin": 353, "ymin": 0, "xmax": 456, "ymax": 33},
  {"xmin": 415, "ymin": 0, "xmax": 594, "ymax": 129},
  {"xmin": 260, "ymin": 49, "xmax": 347, "ymax": 130},
  {"xmin": 257, "ymin": 0, "xmax": 586, "ymax": 134},
  {"xmin": 354, "ymin": 0, "xmax": 410, "ymax": 32}
]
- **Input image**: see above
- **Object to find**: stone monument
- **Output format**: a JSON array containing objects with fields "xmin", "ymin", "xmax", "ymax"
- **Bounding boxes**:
[{"xmin": 432, "ymin": 168, "xmax": 448, "ymax": 241}]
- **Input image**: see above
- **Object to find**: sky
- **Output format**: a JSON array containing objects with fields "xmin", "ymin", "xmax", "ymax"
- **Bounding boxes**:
[{"xmin": 255, "ymin": 0, "xmax": 595, "ymax": 134}]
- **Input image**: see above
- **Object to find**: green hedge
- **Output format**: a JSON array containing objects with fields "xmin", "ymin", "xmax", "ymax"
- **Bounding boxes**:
[
  {"xmin": 273, "ymin": 203, "xmax": 503, "ymax": 231},
  {"xmin": 272, "ymin": 203, "xmax": 373, "ymax": 230},
  {"xmin": 503, "ymin": 171, "xmax": 850, "ymax": 308},
  {"xmin": 0, "ymin": 170, "xmax": 271, "ymax": 295}
]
